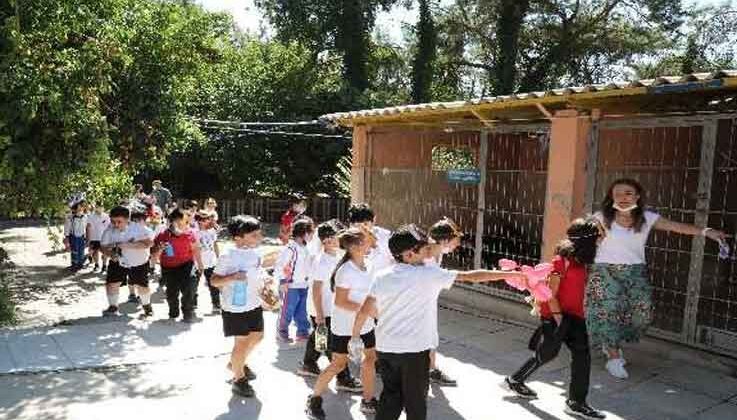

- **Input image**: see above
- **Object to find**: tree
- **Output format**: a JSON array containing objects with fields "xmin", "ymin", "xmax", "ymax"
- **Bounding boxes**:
[{"xmin": 411, "ymin": 0, "xmax": 438, "ymax": 103}]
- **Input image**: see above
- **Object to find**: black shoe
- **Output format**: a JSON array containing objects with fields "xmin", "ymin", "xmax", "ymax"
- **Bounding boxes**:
[
  {"xmin": 93, "ymin": 264, "xmax": 100, "ymax": 272},
  {"xmin": 142, "ymin": 304, "xmax": 153, "ymax": 318},
  {"xmin": 101, "ymin": 264, "xmax": 107, "ymax": 272},
  {"xmin": 336, "ymin": 377, "xmax": 363, "ymax": 393},
  {"xmin": 430, "ymin": 368, "xmax": 457, "ymax": 387},
  {"xmin": 243, "ymin": 365, "xmax": 257, "ymax": 381},
  {"xmin": 231, "ymin": 378, "xmax": 255, "ymax": 398},
  {"xmin": 502, "ymin": 377, "xmax": 538, "ymax": 399},
  {"xmin": 182, "ymin": 314, "xmax": 197, "ymax": 324},
  {"xmin": 360, "ymin": 398, "xmax": 378, "ymax": 414},
  {"xmin": 305, "ymin": 395, "xmax": 326, "ymax": 420},
  {"xmin": 297, "ymin": 362, "xmax": 321, "ymax": 377},
  {"xmin": 102, "ymin": 305, "xmax": 119, "ymax": 317},
  {"xmin": 127, "ymin": 294, "xmax": 138, "ymax": 304},
  {"xmin": 565, "ymin": 400, "xmax": 606, "ymax": 419}
]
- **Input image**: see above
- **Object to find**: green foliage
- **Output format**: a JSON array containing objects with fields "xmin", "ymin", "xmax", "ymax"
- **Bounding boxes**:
[
  {"xmin": 431, "ymin": 146, "xmax": 474, "ymax": 171},
  {"xmin": 0, "ymin": 247, "xmax": 16, "ymax": 326},
  {"xmin": 411, "ymin": 0, "xmax": 438, "ymax": 103}
]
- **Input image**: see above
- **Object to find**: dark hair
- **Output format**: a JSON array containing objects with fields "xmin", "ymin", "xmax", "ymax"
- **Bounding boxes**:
[
  {"xmin": 109, "ymin": 206, "xmax": 130, "ymax": 219},
  {"xmin": 601, "ymin": 178, "xmax": 646, "ymax": 232},
  {"xmin": 389, "ymin": 224, "xmax": 428, "ymax": 263},
  {"xmin": 291, "ymin": 217, "xmax": 315, "ymax": 239},
  {"xmin": 167, "ymin": 208, "xmax": 185, "ymax": 223},
  {"xmin": 429, "ymin": 217, "xmax": 462, "ymax": 242},
  {"xmin": 228, "ymin": 215, "xmax": 261, "ymax": 237},
  {"xmin": 133, "ymin": 184, "xmax": 143, "ymax": 193},
  {"xmin": 330, "ymin": 227, "xmax": 366, "ymax": 292},
  {"xmin": 182, "ymin": 199, "xmax": 199, "ymax": 211},
  {"xmin": 555, "ymin": 218, "xmax": 601, "ymax": 265},
  {"xmin": 347, "ymin": 203, "xmax": 375, "ymax": 224},
  {"xmin": 318, "ymin": 219, "xmax": 344, "ymax": 242}
]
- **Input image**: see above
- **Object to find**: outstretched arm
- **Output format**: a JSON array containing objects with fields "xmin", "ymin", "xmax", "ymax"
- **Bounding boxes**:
[
  {"xmin": 654, "ymin": 217, "xmax": 729, "ymax": 242},
  {"xmin": 456, "ymin": 270, "xmax": 527, "ymax": 284}
]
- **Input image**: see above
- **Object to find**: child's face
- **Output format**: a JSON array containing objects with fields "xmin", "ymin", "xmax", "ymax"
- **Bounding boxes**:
[
  {"xmin": 198, "ymin": 218, "xmax": 212, "ymax": 229},
  {"xmin": 110, "ymin": 216, "xmax": 128, "ymax": 230},
  {"xmin": 322, "ymin": 236, "xmax": 339, "ymax": 251},
  {"xmin": 403, "ymin": 244, "xmax": 431, "ymax": 265},
  {"xmin": 348, "ymin": 237, "xmax": 371, "ymax": 258},
  {"xmin": 173, "ymin": 218, "xmax": 188, "ymax": 230},
  {"xmin": 235, "ymin": 230, "xmax": 263, "ymax": 248},
  {"xmin": 439, "ymin": 237, "xmax": 461, "ymax": 253}
]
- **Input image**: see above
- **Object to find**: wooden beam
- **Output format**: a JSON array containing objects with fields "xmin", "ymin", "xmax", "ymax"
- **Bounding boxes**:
[{"xmin": 474, "ymin": 130, "xmax": 489, "ymax": 269}]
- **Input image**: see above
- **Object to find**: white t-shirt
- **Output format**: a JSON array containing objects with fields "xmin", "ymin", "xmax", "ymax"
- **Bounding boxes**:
[
  {"xmin": 367, "ymin": 226, "xmax": 394, "ymax": 276},
  {"xmin": 101, "ymin": 223, "xmax": 154, "ymax": 268},
  {"xmin": 274, "ymin": 240, "xmax": 311, "ymax": 289},
  {"xmin": 198, "ymin": 228, "xmax": 218, "ymax": 269},
  {"xmin": 594, "ymin": 210, "xmax": 660, "ymax": 265},
  {"xmin": 64, "ymin": 214, "xmax": 88, "ymax": 237},
  {"xmin": 307, "ymin": 252, "xmax": 339, "ymax": 318},
  {"xmin": 213, "ymin": 247, "xmax": 263, "ymax": 313},
  {"xmin": 370, "ymin": 264, "xmax": 457, "ymax": 353},
  {"xmin": 331, "ymin": 260, "xmax": 375, "ymax": 336},
  {"xmin": 86, "ymin": 213, "xmax": 110, "ymax": 242}
]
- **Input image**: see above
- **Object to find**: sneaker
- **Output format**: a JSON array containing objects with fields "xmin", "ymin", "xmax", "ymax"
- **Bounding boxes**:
[
  {"xmin": 565, "ymin": 400, "xmax": 606, "ymax": 419},
  {"xmin": 296, "ymin": 335, "xmax": 310, "ymax": 343},
  {"xmin": 336, "ymin": 377, "xmax": 363, "ymax": 393},
  {"xmin": 430, "ymin": 368, "xmax": 457, "ymax": 387},
  {"xmin": 305, "ymin": 395, "xmax": 326, "ymax": 420},
  {"xmin": 297, "ymin": 362, "xmax": 321, "ymax": 377},
  {"xmin": 601, "ymin": 345, "xmax": 627, "ymax": 366},
  {"xmin": 182, "ymin": 314, "xmax": 198, "ymax": 324},
  {"xmin": 93, "ymin": 263, "xmax": 100, "ymax": 272},
  {"xmin": 211, "ymin": 305, "xmax": 222, "ymax": 315},
  {"xmin": 501, "ymin": 377, "xmax": 538, "ymax": 399},
  {"xmin": 360, "ymin": 398, "xmax": 378, "ymax": 414},
  {"xmin": 231, "ymin": 377, "xmax": 255, "ymax": 398},
  {"xmin": 605, "ymin": 358, "xmax": 628, "ymax": 379},
  {"xmin": 102, "ymin": 305, "xmax": 119, "ymax": 317},
  {"xmin": 243, "ymin": 365, "xmax": 257, "ymax": 381},
  {"xmin": 142, "ymin": 304, "xmax": 153, "ymax": 318},
  {"xmin": 127, "ymin": 294, "xmax": 139, "ymax": 304},
  {"xmin": 101, "ymin": 264, "xmax": 107, "ymax": 272},
  {"xmin": 277, "ymin": 334, "xmax": 293, "ymax": 344}
]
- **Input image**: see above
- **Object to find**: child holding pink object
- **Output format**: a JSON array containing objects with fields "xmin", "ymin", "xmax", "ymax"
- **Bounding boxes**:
[{"xmin": 502, "ymin": 218, "xmax": 606, "ymax": 419}]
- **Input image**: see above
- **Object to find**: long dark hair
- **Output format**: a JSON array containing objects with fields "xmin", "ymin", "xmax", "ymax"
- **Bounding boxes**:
[
  {"xmin": 601, "ymin": 178, "xmax": 646, "ymax": 232},
  {"xmin": 555, "ymin": 218, "xmax": 601, "ymax": 265},
  {"xmin": 330, "ymin": 228, "xmax": 366, "ymax": 292}
]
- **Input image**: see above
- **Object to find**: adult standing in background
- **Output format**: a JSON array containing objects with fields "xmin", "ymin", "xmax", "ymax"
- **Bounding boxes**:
[
  {"xmin": 588, "ymin": 178, "xmax": 728, "ymax": 380},
  {"xmin": 151, "ymin": 180, "xmax": 173, "ymax": 212}
]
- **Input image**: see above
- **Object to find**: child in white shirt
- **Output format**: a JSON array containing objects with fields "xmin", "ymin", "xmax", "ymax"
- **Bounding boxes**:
[
  {"xmin": 86, "ymin": 203, "xmax": 110, "ymax": 272},
  {"xmin": 274, "ymin": 217, "xmax": 315, "ymax": 343},
  {"xmin": 196, "ymin": 210, "xmax": 221, "ymax": 313},
  {"xmin": 64, "ymin": 200, "xmax": 88, "ymax": 271}
]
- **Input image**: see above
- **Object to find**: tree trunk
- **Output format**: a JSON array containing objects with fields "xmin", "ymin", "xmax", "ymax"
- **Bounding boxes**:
[
  {"xmin": 411, "ymin": 0, "xmax": 437, "ymax": 104},
  {"xmin": 491, "ymin": 0, "xmax": 530, "ymax": 95}
]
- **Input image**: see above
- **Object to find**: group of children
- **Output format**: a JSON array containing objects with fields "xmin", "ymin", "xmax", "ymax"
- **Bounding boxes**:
[{"xmin": 62, "ymin": 194, "xmax": 607, "ymax": 420}]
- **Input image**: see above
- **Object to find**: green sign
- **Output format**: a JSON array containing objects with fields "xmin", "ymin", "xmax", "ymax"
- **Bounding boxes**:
[{"xmin": 447, "ymin": 169, "xmax": 481, "ymax": 184}]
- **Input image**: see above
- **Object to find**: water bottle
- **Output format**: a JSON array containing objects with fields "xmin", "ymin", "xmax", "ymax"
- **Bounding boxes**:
[
  {"xmin": 164, "ymin": 242, "xmax": 174, "ymax": 257},
  {"xmin": 315, "ymin": 324, "xmax": 328, "ymax": 353},
  {"xmin": 718, "ymin": 239, "xmax": 731, "ymax": 260},
  {"xmin": 231, "ymin": 281, "xmax": 247, "ymax": 307},
  {"xmin": 348, "ymin": 337, "xmax": 364, "ymax": 364}
]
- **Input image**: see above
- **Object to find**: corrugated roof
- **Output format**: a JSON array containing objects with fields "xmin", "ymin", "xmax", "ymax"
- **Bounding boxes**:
[{"xmin": 321, "ymin": 70, "xmax": 737, "ymax": 126}]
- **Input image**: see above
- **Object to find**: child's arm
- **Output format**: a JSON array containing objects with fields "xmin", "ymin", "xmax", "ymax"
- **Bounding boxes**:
[
  {"xmin": 545, "ymin": 273, "xmax": 563, "ymax": 325},
  {"xmin": 214, "ymin": 240, "xmax": 220, "ymax": 259},
  {"xmin": 312, "ymin": 280, "xmax": 326, "ymax": 324},
  {"xmin": 352, "ymin": 296, "xmax": 378, "ymax": 338},
  {"xmin": 210, "ymin": 271, "xmax": 247, "ymax": 288},
  {"xmin": 456, "ymin": 270, "xmax": 527, "ymax": 284},
  {"xmin": 191, "ymin": 239, "xmax": 205, "ymax": 273},
  {"xmin": 334, "ymin": 287, "xmax": 362, "ymax": 312},
  {"xmin": 85, "ymin": 222, "xmax": 92, "ymax": 242},
  {"xmin": 120, "ymin": 237, "xmax": 154, "ymax": 249}
]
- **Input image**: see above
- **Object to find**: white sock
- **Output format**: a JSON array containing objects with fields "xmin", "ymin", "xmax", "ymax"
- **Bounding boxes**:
[
  {"xmin": 107, "ymin": 292, "xmax": 118, "ymax": 307},
  {"xmin": 140, "ymin": 291, "xmax": 151, "ymax": 305}
]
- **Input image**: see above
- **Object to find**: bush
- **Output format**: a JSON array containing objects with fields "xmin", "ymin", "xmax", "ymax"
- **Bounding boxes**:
[{"xmin": 0, "ymin": 247, "xmax": 17, "ymax": 326}]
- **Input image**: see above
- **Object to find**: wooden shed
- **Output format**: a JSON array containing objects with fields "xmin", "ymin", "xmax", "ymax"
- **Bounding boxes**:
[{"xmin": 321, "ymin": 70, "xmax": 737, "ymax": 357}]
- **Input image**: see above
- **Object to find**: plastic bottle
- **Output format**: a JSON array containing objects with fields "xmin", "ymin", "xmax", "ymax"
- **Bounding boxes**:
[
  {"xmin": 315, "ymin": 324, "xmax": 328, "ymax": 352},
  {"xmin": 164, "ymin": 242, "xmax": 174, "ymax": 257},
  {"xmin": 232, "ymin": 281, "xmax": 247, "ymax": 307}
]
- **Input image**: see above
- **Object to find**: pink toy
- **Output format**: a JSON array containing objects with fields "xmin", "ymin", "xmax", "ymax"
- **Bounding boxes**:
[{"xmin": 498, "ymin": 259, "xmax": 555, "ymax": 302}]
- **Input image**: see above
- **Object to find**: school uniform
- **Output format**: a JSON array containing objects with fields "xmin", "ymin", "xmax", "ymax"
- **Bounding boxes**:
[
  {"xmin": 86, "ymin": 212, "xmax": 110, "ymax": 251},
  {"xmin": 101, "ymin": 223, "xmax": 154, "ymax": 286},
  {"xmin": 198, "ymin": 227, "xmax": 220, "ymax": 308},
  {"xmin": 275, "ymin": 240, "xmax": 312, "ymax": 339},
  {"xmin": 213, "ymin": 247, "xmax": 264, "ymax": 336},
  {"xmin": 369, "ymin": 263, "xmax": 457, "ymax": 420},
  {"xmin": 64, "ymin": 213, "xmax": 88, "ymax": 267},
  {"xmin": 331, "ymin": 260, "xmax": 376, "ymax": 353},
  {"xmin": 155, "ymin": 228, "xmax": 199, "ymax": 319},
  {"xmin": 367, "ymin": 226, "xmax": 394, "ymax": 277},
  {"xmin": 510, "ymin": 256, "xmax": 592, "ymax": 404}
]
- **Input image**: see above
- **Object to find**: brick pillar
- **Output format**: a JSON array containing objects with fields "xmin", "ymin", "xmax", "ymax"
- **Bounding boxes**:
[
  {"xmin": 351, "ymin": 125, "xmax": 369, "ymax": 204},
  {"xmin": 541, "ymin": 110, "xmax": 592, "ymax": 261}
]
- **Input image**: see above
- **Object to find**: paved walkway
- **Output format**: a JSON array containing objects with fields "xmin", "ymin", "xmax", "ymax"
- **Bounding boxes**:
[{"xmin": 1, "ymin": 223, "xmax": 737, "ymax": 419}]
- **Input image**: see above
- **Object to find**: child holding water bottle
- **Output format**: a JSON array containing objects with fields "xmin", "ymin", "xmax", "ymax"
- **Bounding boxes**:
[{"xmin": 210, "ymin": 215, "xmax": 268, "ymax": 398}]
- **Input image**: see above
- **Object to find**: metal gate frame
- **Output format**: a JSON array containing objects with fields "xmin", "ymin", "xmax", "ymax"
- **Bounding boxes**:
[{"xmin": 587, "ymin": 112, "xmax": 737, "ymax": 355}]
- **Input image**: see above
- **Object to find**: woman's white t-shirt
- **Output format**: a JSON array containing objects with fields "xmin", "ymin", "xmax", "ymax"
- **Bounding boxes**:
[
  {"xmin": 594, "ymin": 210, "xmax": 660, "ymax": 265},
  {"xmin": 331, "ymin": 260, "xmax": 375, "ymax": 336},
  {"xmin": 307, "ymin": 252, "xmax": 339, "ymax": 318}
]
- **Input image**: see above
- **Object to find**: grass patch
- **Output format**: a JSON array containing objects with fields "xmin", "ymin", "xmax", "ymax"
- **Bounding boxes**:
[{"xmin": 0, "ymin": 247, "xmax": 17, "ymax": 326}]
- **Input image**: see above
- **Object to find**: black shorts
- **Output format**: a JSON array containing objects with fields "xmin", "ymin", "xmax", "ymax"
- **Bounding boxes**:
[
  {"xmin": 222, "ymin": 307, "xmax": 264, "ymax": 337},
  {"xmin": 330, "ymin": 330, "xmax": 376, "ymax": 354},
  {"xmin": 89, "ymin": 241, "xmax": 102, "ymax": 251},
  {"xmin": 127, "ymin": 263, "xmax": 150, "ymax": 287},
  {"xmin": 106, "ymin": 261, "xmax": 129, "ymax": 285}
]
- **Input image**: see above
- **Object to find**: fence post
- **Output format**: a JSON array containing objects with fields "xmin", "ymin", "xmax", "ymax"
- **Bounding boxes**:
[
  {"xmin": 682, "ymin": 119, "xmax": 718, "ymax": 344},
  {"xmin": 474, "ymin": 130, "xmax": 489, "ymax": 269}
]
